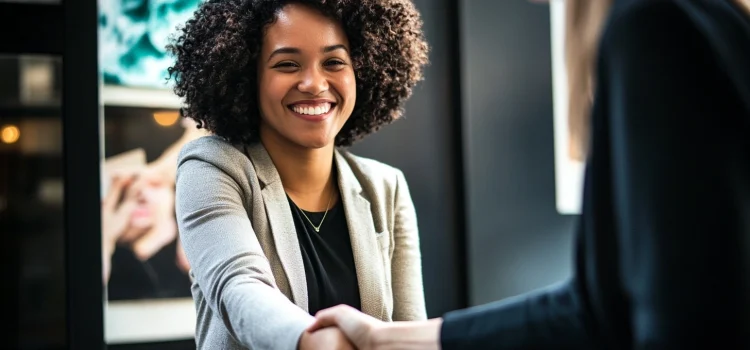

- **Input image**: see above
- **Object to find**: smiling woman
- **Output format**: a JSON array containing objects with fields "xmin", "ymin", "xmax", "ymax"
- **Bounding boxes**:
[
  {"xmin": 256, "ymin": 4, "xmax": 357, "ymax": 151},
  {"xmin": 166, "ymin": 1, "xmax": 430, "ymax": 350}
]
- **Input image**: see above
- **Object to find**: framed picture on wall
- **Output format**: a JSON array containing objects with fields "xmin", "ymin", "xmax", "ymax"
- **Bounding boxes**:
[
  {"xmin": 101, "ymin": 106, "xmax": 208, "ymax": 344},
  {"xmin": 550, "ymin": 0, "xmax": 585, "ymax": 215},
  {"xmin": 97, "ymin": 0, "xmax": 206, "ymax": 344},
  {"xmin": 98, "ymin": 0, "xmax": 203, "ymax": 108}
]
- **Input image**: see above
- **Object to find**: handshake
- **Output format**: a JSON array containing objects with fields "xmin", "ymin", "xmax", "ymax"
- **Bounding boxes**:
[{"xmin": 300, "ymin": 305, "xmax": 442, "ymax": 350}]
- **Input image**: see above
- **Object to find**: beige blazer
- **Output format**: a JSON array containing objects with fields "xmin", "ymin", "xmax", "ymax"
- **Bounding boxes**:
[{"xmin": 175, "ymin": 136, "xmax": 426, "ymax": 350}]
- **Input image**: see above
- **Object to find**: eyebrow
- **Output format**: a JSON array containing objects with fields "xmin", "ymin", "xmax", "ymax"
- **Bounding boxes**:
[{"xmin": 267, "ymin": 44, "xmax": 349, "ymax": 62}]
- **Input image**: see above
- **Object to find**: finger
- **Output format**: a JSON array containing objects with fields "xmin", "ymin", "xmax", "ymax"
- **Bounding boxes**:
[
  {"xmin": 123, "ymin": 175, "xmax": 146, "ymax": 201},
  {"xmin": 175, "ymin": 239, "xmax": 191, "ymax": 273},
  {"xmin": 141, "ymin": 166, "xmax": 166, "ymax": 182},
  {"xmin": 110, "ymin": 200, "xmax": 139, "ymax": 242},
  {"xmin": 308, "ymin": 305, "xmax": 348, "ymax": 332},
  {"xmin": 103, "ymin": 175, "xmax": 130, "ymax": 210},
  {"xmin": 103, "ymin": 200, "xmax": 136, "ymax": 244},
  {"xmin": 309, "ymin": 305, "xmax": 355, "ymax": 332},
  {"xmin": 102, "ymin": 176, "xmax": 122, "ymax": 210},
  {"xmin": 307, "ymin": 313, "xmax": 339, "ymax": 332}
]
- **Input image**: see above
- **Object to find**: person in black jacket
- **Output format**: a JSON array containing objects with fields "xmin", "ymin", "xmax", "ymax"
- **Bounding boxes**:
[{"xmin": 307, "ymin": 0, "xmax": 750, "ymax": 348}]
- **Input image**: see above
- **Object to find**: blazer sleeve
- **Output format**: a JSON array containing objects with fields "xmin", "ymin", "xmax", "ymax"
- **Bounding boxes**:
[
  {"xmin": 441, "ymin": 276, "xmax": 593, "ymax": 349},
  {"xmin": 442, "ymin": 1, "xmax": 750, "ymax": 349},
  {"xmin": 390, "ymin": 170, "xmax": 427, "ymax": 321},
  {"xmin": 175, "ymin": 145, "xmax": 314, "ymax": 350}
]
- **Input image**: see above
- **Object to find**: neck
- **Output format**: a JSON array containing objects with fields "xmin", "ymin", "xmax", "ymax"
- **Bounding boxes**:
[{"xmin": 260, "ymin": 127, "xmax": 337, "ymax": 211}]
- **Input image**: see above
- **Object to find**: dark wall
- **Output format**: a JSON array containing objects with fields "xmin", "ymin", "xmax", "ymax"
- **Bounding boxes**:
[
  {"xmin": 459, "ymin": 0, "xmax": 577, "ymax": 305},
  {"xmin": 349, "ymin": 0, "xmax": 466, "ymax": 317}
]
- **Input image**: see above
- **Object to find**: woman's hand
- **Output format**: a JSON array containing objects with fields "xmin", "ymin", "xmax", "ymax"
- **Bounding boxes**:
[
  {"xmin": 129, "ymin": 174, "xmax": 177, "ymax": 261},
  {"xmin": 299, "ymin": 326, "xmax": 356, "ymax": 350},
  {"xmin": 309, "ymin": 305, "xmax": 443, "ymax": 350},
  {"xmin": 308, "ymin": 305, "xmax": 384, "ymax": 350},
  {"xmin": 175, "ymin": 238, "xmax": 191, "ymax": 274},
  {"xmin": 102, "ymin": 172, "xmax": 138, "ymax": 283}
]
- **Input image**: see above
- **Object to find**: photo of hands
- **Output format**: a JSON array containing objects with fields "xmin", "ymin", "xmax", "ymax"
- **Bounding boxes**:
[
  {"xmin": 102, "ymin": 149, "xmax": 189, "ymax": 300},
  {"xmin": 100, "ymin": 106, "xmax": 207, "ymax": 344}
]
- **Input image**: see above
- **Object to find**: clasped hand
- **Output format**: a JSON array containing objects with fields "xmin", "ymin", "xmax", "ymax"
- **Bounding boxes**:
[{"xmin": 300, "ymin": 305, "xmax": 384, "ymax": 350}]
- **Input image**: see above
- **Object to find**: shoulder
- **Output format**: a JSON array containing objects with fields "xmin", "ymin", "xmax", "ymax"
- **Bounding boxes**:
[
  {"xmin": 337, "ymin": 149, "xmax": 407, "ymax": 190},
  {"xmin": 176, "ymin": 135, "xmax": 259, "ymax": 196},
  {"xmin": 601, "ymin": 1, "xmax": 695, "ymax": 54},
  {"xmin": 606, "ymin": 0, "xmax": 748, "ymax": 24},
  {"xmin": 601, "ymin": 0, "xmax": 746, "ymax": 55},
  {"xmin": 340, "ymin": 150, "xmax": 404, "ymax": 177},
  {"xmin": 177, "ymin": 135, "xmax": 251, "ymax": 171},
  {"xmin": 596, "ymin": 0, "xmax": 735, "ymax": 93},
  {"xmin": 597, "ymin": 0, "xmax": 750, "ymax": 96}
]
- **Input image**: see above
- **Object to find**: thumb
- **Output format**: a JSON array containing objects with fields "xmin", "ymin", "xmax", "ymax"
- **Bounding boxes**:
[
  {"xmin": 307, "ymin": 308, "xmax": 341, "ymax": 332},
  {"xmin": 104, "ymin": 199, "xmax": 138, "ymax": 244}
]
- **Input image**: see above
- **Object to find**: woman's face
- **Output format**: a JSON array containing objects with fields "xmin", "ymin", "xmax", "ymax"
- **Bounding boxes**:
[
  {"xmin": 118, "ymin": 175, "xmax": 175, "ymax": 247},
  {"xmin": 129, "ymin": 180, "xmax": 172, "ymax": 229},
  {"xmin": 257, "ymin": 3, "xmax": 356, "ymax": 149}
]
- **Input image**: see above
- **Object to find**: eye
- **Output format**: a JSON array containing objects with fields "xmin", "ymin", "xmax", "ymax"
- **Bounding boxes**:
[
  {"xmin": 324, "ymin": 59, "xmax": 347, "ymax": 69},
  {"xmin": 272, "ymin": 61, "xmax": 299, "ymax": 70}
]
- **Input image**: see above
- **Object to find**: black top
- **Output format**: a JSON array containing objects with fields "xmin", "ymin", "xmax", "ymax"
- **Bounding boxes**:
[
  {"xmin": 108, "ymin": 240, "xmax": 192, "ymax": 300},
  {"xmin": 288, "ymin": 196, "xmax": 362, "ymax": 315},
  {"xmin": 441, "ymin": 1, "xmax": 750, "ymax": 349}
]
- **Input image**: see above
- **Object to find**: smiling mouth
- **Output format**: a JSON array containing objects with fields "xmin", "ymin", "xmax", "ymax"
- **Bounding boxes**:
[
  {"xmin": 288, "ymin": 102, "xmax": 335, "ymax": 115},
  {"xmin": 131, "ymin": 207, "xmax": 151, "ymax": 219},
  {"xmin": 288, "ymin": 102, "xmax": 336, "ymax": 121}
]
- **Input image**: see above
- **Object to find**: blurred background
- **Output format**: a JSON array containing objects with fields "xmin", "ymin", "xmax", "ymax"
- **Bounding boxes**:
[{"xmin": 1, "ymin": 0, "xmax": 582, "ymax": 349}]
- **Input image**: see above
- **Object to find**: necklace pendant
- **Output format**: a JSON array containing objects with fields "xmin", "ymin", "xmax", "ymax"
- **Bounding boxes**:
[{"xmin": 314, "ymin": 227, "xmax": 320, "ymax": 233}]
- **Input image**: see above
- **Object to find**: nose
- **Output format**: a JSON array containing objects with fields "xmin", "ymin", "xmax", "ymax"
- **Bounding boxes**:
[{"xmin": 297, "ymin": 66, "xmax": 329, "ymax": 95}]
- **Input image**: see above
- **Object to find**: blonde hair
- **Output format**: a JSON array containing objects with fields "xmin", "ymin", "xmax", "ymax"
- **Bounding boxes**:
[
  {"xmin": 563, "ymin": 0, "xmax": 750, "ymax": 161},
  {"xmin": 738, "ymin": 0, "xmax": 750, "ymax": 15},
  {"xmin": 563, "ymin": 0, "xmax": 612, "ymax": 161}
]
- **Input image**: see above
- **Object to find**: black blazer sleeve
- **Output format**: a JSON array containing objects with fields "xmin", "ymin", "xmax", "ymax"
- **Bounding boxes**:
[
  {"xmin": 440, "ymin": 278, "xmax": 594, "ymax": 349},
  {"xmin": 440, "ymin": 1, "xmax": 750, "ymax": 349}
]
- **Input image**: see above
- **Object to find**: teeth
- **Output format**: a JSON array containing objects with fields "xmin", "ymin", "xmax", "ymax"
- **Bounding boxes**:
[{"xmin": 292, "ymin": 103, "xmax": 332, "ymax": 115}]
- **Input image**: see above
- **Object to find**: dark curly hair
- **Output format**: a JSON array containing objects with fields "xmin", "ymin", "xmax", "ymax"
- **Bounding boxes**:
[{"xmin": 167, "ymin": 0, "xmax": 429, "ymax": 147}]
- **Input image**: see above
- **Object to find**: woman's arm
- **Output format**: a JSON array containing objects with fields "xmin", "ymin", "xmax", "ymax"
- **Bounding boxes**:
[
  {"xmin": 391, "ymin": 170, "xmax": 427, "ymax": 321},
  {"xmin": 175, "ymin": 152, "xmax": 315, "ymax": 350}
]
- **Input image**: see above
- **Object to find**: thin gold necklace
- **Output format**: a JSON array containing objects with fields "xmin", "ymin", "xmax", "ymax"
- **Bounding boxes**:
[{"xmin": 299, "ymin": 189, "xmax": 334, "ymax": 233}]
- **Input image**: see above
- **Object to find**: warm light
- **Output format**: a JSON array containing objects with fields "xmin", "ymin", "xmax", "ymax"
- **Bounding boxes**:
[
  {"xmin": 153, "ymin": 111, "xmax": 180, "ymax": 127},
  {"xmin": 1, "ymin": 125, "xmax": 20, "ymax": 144}
]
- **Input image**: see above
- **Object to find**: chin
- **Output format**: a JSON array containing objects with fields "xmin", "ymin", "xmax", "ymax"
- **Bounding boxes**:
[
  {"xmin": 130, "ymin": 217, "xmax": 153, "ymax": 229},
  {"xmin": 303, "ymin": 140, "xmax": 332, "ymax": 149},
  {"xmin": 293, "ymin": 134, "xmax": 335, "ymax": 149}
]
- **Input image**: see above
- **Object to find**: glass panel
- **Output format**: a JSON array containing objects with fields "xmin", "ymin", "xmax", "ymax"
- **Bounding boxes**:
[{"xmin": 0, "ymin": 54, "xmax": 65, "ymax": 349}]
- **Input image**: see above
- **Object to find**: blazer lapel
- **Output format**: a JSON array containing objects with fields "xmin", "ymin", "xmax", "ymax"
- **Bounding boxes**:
[
  {"xmin": 246, "ymin": 143, "xmax": 308, "ymax": 312},
  {"xmin": 335, "ymin": 151, "xmax": 387, "ymax": 320}
]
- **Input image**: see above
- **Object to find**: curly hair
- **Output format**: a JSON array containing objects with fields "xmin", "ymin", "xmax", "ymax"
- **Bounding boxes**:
[{"xmin": 167, "ymin": 0, "xmax": 429, "ymax": 147}]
